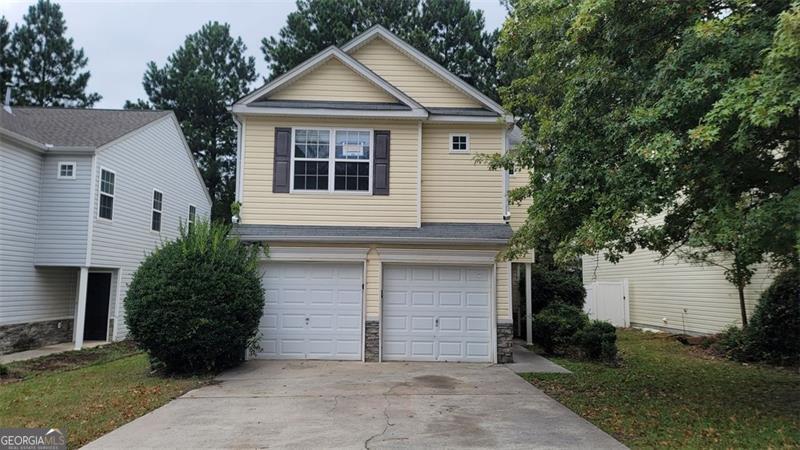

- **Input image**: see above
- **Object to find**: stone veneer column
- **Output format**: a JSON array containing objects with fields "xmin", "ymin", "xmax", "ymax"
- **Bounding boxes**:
[
  {"xmin": 496, "ymin": 323, "xmax": 514, "ymax": 363},
  {"xmin": 364, "ymin": 320, "xmax": 380, "ymax": 362}
]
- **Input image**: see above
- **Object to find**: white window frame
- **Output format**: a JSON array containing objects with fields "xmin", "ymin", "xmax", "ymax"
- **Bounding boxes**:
[
  {"xmin": 97, "ymin": 167, "xmax": 115, "ymax": 221},
  {"xmin": 289, "ymin": 127, "xmax": 373, "ymax": 195},
  {"xmin": 449, "ymin": 133, "xmax": 470, "ymax": 153},
  {"xmin": 188, "ymin": 204, "xmax": 196, "ymax": 227},
  {"xmin": 151, "ymin": 189, "xmax": 163, "ymax": 232},
  {"xmin": 57, "ymin": 161, "xmax": 76, "ymax": 179}
]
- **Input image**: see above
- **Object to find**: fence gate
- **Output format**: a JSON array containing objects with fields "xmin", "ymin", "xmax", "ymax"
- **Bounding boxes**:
[{"xmin": 583, "ymin": 280, "xmax": 629, "ymax": 327}]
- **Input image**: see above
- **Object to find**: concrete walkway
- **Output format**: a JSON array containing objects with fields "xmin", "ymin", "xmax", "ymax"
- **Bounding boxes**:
[
  {"xmin": 507, "ymin": 343, "xmax": 572, "ymax": 374},
  {"xmin": 0, "ymin": 341, "xmax": 106, "ymax": 364},
  {"xmin": 84, "ymin": 360, "xmax": 623, "ymax": 449}
]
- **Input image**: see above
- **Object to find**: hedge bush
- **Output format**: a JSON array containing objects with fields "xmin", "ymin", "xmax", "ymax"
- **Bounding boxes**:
[
  {"xmin": 531, "ymin": 302, "xmax": 589, "ymax": 354},
  {"xmin": 573, "ymin": 320, "xmax": 618, "ymax": 362},
  {"xmin": 520, "ymin": 267, "xmax": 585, "ymax": 314},
  {"xmin": 125, "ymin": 222, "xmax": 265, "ymax": 374}
]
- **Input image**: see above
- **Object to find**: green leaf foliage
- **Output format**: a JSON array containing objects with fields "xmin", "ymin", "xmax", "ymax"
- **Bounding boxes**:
[
  {"xmin": 261, "ymin": 0, "xmax": 500, "ymax": 100},
  {"xmin": 530, "ymin": 302, "xmax": 589, "ymax": 354},
  {"xmin": 521, "ymin": 266, "xmax": 585, "ymax": 314},
  {"xmin": 126, "ymin": 22, "xmax": 257, "ymax": 222},
  {"xmin": 494, "ymin": 0, "xmax": 800, "ymax": 284},
  {"xmin": 124, "ymin": 221, "xmax": 265, "ymax": 374},
  {"xmin": 573, "ymin": 320, "xmax": 617, "ymax": 363},
  {"xmin": 7, "ymin": 0, "xmax": 100, "ymax": 106}
]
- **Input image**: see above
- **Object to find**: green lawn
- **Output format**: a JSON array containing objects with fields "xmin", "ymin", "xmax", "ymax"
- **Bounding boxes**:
[
  {"xmin": 0, "ymin": 344, "xmax": 209, "ymax": 449},
  {"xmin": 523, "ymin": 329, "xmax": 800, "ymax": 448}
]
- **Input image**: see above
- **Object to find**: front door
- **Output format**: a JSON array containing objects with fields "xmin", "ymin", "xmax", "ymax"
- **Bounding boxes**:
[{"xmin": 84, "ymin": 272, "xmax": 111, "ymax": 341}]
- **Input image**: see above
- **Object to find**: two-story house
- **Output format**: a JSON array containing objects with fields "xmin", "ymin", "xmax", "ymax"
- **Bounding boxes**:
[
  {"xmin": 232, "ymin": 26, "xmax": 531, "ymax": 363},
  {"xmin": 0, "ymin": 106, "xmax": 211, "ymax": 354}
]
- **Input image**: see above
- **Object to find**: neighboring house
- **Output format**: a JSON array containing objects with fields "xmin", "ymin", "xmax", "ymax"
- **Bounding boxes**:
[
  {"xmin": 582, "ymin": 218, "xmax": 775, "ymax": 335},
  {"xmin": 0, "ymin": 106, "xmax": 211, "ymax": 354},
  {"xmin": 232, "ymin": 25, "xmax": 532, "ymax": 363}
]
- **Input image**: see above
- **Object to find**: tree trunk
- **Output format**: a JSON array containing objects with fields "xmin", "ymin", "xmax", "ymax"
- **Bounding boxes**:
[{"xmin": 738, "ymin": 285, "xmax": 748, "ymax": 328}]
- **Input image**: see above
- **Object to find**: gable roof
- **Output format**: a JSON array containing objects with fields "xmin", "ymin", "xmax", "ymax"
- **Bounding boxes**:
[
  {"xmin": 234, "ymin": 46, "xmax": 426, "ymax": 118},
  {"xmin": 0, "ymin": 107, "xmax": 171, "ymax": 150},
  {"xmin": 341, "ymin": 25, "xmax": 508, "ymax": 119}
]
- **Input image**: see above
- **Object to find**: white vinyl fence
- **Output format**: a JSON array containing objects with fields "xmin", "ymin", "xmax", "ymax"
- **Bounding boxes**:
[{"xmin": 584, "ymin": 280, "xmax": 629, "ymax": 327}]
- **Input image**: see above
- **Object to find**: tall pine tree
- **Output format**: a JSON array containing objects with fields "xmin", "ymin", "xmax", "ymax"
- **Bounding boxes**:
[
  {"xmin": 125, "ymin": 22, "xmax": 257, "ymax": 222},
  {"xmin": 1, "ymin": 17, "xmax": 12, "ymax": 89},
  {"xmin": 261, "ymin": 0, "xmax": 499, "ymax": 100},
  {"xmin": 10, "ymin": 0, "xmax": 100, "ymax": 107}
]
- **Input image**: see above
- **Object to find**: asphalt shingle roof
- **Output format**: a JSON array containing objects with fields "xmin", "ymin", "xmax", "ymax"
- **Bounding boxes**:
[
  {"xmin": 234, "ymin": 222, "xmax": 512, "ymax": 246},
  {"xmin": 0, "ymin": 107, "xmax": 171, "ymax": 148}
]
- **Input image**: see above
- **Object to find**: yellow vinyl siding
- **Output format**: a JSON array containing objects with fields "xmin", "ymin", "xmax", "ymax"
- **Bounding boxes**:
[
  {"xmin": 350, "ymin": 37, "xmax": 482, "ymax": 108},
  {"xmin": 366, "ymin": 248, "xmax": 381, "ymax": 318},
  {"xmin": 508, "ymin": 170, "xmax": 532, "ymax": 231},
  {"xmin": 496, "ymin": 261, "xmax": 510, "ymax": 320},
  {"xmin": 583, "ymin": 246, "xmax": 775, "ymax": 335},
  {"xmin": 241, "ymin": 117, "xmax": 418, "ymax": 226},
  {"xmin": 269, "ymin": 58, "xmax": 397, "ymax": 103},
  {"xmin": 421, "ymin": 124, "xmax": 504, "ymax": 223}
]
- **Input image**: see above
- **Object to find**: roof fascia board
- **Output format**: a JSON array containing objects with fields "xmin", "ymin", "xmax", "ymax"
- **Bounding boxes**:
[
  {"xmin": 237, "ymin": 234, "xmax": 508, "ymax": 246},
  {"xmin": 341, "ymin": 25, "xmax": 507, "ymax": 116},
  {"xmin": 235, "ymin": 46, "xmax": 425, "ymax": 112},
  {"xmin": 231, "ymin": 104, "xmax": 428, "ymax": 119},
  {"xmin": 0, "ymin": 128, "xmax": 47, "ymax": 152},
  {"xmin": 427, "ymin": 115, "xmax": 510, "ymax": 124}
]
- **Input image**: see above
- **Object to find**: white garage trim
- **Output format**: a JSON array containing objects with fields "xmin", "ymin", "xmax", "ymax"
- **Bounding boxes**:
[
  {"xmin": 376, "ymin": 248, "xmax": 498, "ymax": 264},
  {"xmin": 267, "ymin": 246, "xmax": 369, "ymax": 262}
]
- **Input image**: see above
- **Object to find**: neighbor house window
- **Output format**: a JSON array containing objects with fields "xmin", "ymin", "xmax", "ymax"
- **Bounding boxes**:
[
  {"xmin": 188, "ymin": 204, "xmax": 196, "ymax": 229},
  {"xmin": 151, "ymin": 190, "xmax": 163, "ymax": 232},
  {"xmin": 292, "ymin": 128, "xmax": 372, "ymax": 193},
  {"xmin": 450, "ymin": 134, "xmax": 469, "ymax": 153},
  {"xmin": 58, "ymin": 162, "xmax": 76, "ymax": 179},
  {"xmin": 98, "ymin": 169, "xmax": 115, "ymax": 220}
]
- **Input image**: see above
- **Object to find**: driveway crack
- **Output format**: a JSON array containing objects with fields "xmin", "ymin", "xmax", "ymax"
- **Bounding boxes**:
[{"xmin": 364, "ymin": 393, "xmax": 393, "ymax": 449}]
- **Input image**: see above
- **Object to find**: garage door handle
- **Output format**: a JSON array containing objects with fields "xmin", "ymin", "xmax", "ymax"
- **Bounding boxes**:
[{"xmin": 435, "ymin": 318, "xmax": 439, "ymax": 327}]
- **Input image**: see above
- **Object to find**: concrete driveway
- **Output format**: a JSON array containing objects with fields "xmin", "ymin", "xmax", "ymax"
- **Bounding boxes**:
[{"xmin": 84, "ymin": 360, "xmax": 624, "ymax": 449}]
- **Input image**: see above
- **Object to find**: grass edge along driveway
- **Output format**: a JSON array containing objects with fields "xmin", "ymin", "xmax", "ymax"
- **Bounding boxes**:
[
  {"xmin": 0, "ymin": 344, "xmax": 209, "ymax": 449},
  {"xmin": 523, "ymin": 329, "xmax": 800, "ymax": 449}
]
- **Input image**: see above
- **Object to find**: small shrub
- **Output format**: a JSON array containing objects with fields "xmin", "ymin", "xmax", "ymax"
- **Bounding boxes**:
[
  {"xmin": 740, "ymin": 269, "xmax": 800, "ymax": 365},
  {"xmin": 520, "ymin": 267, "xmax": 586, "ymax": 314},
  {"xmin": 714, "ymin": 325, "xmax": 749, "ymax": 360},
  {"xmin": 531, "ymin": 303, "xmax": 589, "ymax": 354},
  {"xmin": 574, "ymin": 320, "xmax": 618, "ymax": 362},
  {"xmin": 0, "ymin": 363, "xmax": 8, "ymax": 377},
  {"xmin": 125, "ymin": 222, "xmax": 265, "ymax": 374}
]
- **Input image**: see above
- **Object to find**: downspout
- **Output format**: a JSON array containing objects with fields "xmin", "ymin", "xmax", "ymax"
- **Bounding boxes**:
[{"xmin": 232, "ymin": 113, "xmax": 244, "ymax": 220}]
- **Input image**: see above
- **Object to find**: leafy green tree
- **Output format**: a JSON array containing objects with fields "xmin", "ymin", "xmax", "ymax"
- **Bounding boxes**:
[
  {"xmin": 9, "ymin": 0, "xmax": 100, "ymax": 106},
  {"xmin": 488, "ymin": 1, "xmax": 800, "ymax": 324},
  {"xmin": 261, "ymin": 0, "xmax": 499, "ymax": 99},
  {"xmin": 126, "ymin": 22, "xmax": 257, "ymax": 221},
  {"xmin": 1, "ymin": 17, "xmax": 12, "ymax": 89}
]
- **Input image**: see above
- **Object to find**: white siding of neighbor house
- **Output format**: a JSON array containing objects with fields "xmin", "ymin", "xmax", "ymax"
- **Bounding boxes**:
[
  {"xmin": 34, "ymin": 154, "xmax": 92, "ymax": 266},
  {"xmin": 582, "ymin": 250, "xmax": 775, "ymax": 335},
  {"xmin": 89, "ymin": 117, "xmax": 211, "ymax": 339},
  {"xmin": 0, "ymin": 139, "xmax": 79, "ymax": 325}
]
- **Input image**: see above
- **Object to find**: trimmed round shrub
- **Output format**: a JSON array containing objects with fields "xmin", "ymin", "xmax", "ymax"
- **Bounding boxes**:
[
  {"xmin": 520, "ymin": 267, "xmax": 586, "ymax": 314},
  {"xmin": 125, "ymin": 222, "xmax": 265, "ymax": 374},
  {"xmin": 741, "ymin": 268, "xmax": 800, "ymax": 365},
  {"xmin": 573, "ymin": 320, "xmax": 618, "ymax": 362},
  {"xmin": 531, "ymin": 302, "xmax": 589, "ymax": 354}
]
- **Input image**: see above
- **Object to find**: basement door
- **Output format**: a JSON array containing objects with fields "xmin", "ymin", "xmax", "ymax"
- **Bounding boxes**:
[
  {"xmin": 382, "ymin": 264, "xmax": 491, "ymax": 362},
  {"xmin": 257, "ymin": 262, "xmax": 363, "ymax": 360}
]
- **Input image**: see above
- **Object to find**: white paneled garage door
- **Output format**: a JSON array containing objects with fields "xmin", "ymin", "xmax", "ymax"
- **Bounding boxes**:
[
  {"xmin": 258, "ymin": 262, "xmax": 363, "ymax": 360},
  {"xmin": 382, "ymin": 264, "xmax": 492, "ymax": 362}
]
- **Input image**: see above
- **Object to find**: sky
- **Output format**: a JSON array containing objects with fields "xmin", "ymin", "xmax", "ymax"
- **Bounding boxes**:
[{"xmin": 1, "ymin": 0, "xmax": 509, "ymax": 109}]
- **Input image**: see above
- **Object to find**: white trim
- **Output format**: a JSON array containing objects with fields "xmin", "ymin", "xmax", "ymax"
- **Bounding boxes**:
[
  {"xmin": 378, "ymin": 260, "xmax": 383, "ymax": 362},
  {"xmin": 97, "ymin": 166, "xmax": 116, "ymax": 222},
  {"xmin": 376, "ymin": 248, "xmax": 499, "ymax": 264},
  {"xmin": 290, "ymin": 127, "xmax": 374, "ymax": 195},
  {"xmin": 361, "ymin": 261, "xmax": 367, "ymax": 363},
  {"xmin": 150, "ymin": 189, "xmax": 163, "ymax": 233},
  {"xmin": 57, "ymin": 161, "xmax": 77, "ymax": 179},
  {"xmin": 233, "ymin": 114, "xmax": 245, "ymax": 203},
  {"xmin": 236, "ymin": 46, "xmax": 425, "ymax": 113},
  {"xmin": 84, "ymin": 155, "xmax": 98, "ymax": 266},
  {"xmin": 341, "ymin": 25, "xmax": 509, "ymax": 118},
  {"xmin": 265, "ymin": 246, "xmax": 370, "ymax": 262},
  {"xmin": 491, "ymin": 263, "xmax": 498, "ymax": 364},
  {"xmin": 502, "ymin": 129, "xmax": 510, "ymax": 220},
  {"xmin": 525, "ymin": 262, "xmax": 533, "ymax": 345},
  {"xmin": 230, "ymin": 104, "xmax": 428, "ymax": 119},
  {"xmin": 73, "ymin": 267, "xmax": 89, "ymax": 350},
  {"xmin": 426, "ymin": 114, "xmax": 508, "ymax": 123},
  {"xmin": 416, "ymin": 121, "xmax": 422, "ymax": 228},
  {"xmin": 187, "ymin": 204, "xmax": 197, "ymax": 227},
  {"xmin": 448, "ymin": 133, "xmax": 470, "ymax": 153},
  {"xmin": 113, "ymin": 268, "xmax": 124, "ymax": 341}
]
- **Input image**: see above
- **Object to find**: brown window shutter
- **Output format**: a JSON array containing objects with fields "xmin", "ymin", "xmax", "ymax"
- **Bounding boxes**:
[
  {"xmin": 273, "ymin": 127, "xmax": 291, "ymax": 193},
  {"xmin": 373, "ymin": 130, "xmax": 390, "ymax": 195}
]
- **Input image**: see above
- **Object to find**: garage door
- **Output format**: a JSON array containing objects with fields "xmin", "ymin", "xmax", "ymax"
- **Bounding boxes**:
[
  {"xmin": 257, "ymin": 262, "xmax": 363, "ymax": 360},
  {"xmin": 382, "ymin": 264, "xmax": 492, "ymax": 362}
]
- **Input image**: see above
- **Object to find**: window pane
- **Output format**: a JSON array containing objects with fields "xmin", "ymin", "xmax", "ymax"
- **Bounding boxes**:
[
  {"xmin": 151, "ymin": 211, "xmax": 161, "ymax": 231},
  {"xmin": 101, "ymin": 170, "xmax": 115, "ymax": 195},
  {"xmin": 293, "ymin": 161, "xmax": 328, "ymax": 190},
  {"xmin": 334, "ymin": 162, "xmax": 369, "ymax": 192},
  {"xmin": 99, "ymin": 194, "xmax": 113, "ymax": 219},
  {"xmin": 335, "ymin": 130, "xmax": 370, "ymax": 159},
  {"xmin": 153, "ymin": 191, "xmax": 163, "ymax": 211},
  {"xmin": 295, "ymin": 129, "xmax": 329, "ymax": 159}
]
